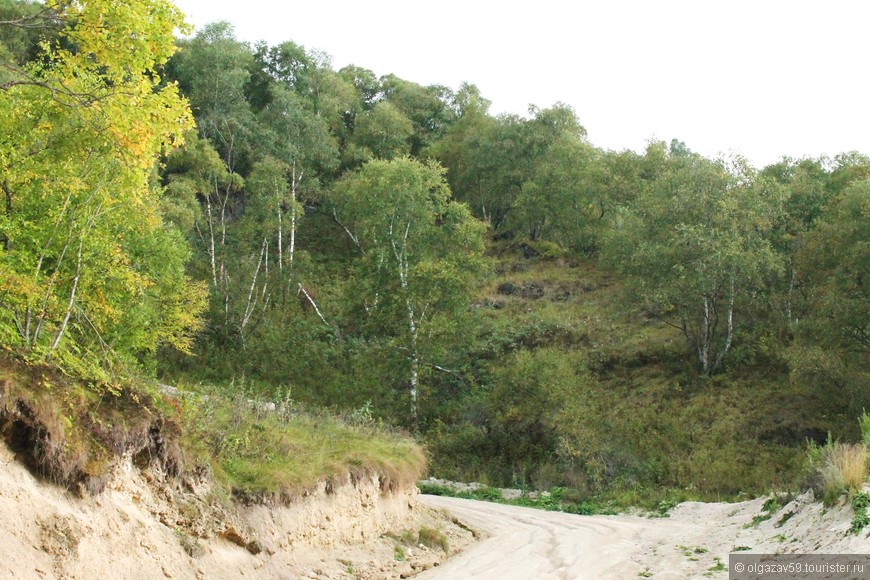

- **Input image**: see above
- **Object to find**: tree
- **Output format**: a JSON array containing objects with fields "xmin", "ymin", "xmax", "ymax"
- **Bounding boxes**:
[
  {"xmin": 512, "ymin": 133, "xmax": 611, "ymax": 253},
  {"xmin": 799, "ymin": 180, "xmax": 870, "ymax": 364},
  {"xmin": 605, "ymin": 152, "xmax": 782, "ymax": 374},
  {"xmin": 167, "ymin": 21, "xmax": 255, "ymax": 175},
  {"xmin": 0, "ymin": 0, "xmax": 202, "ymax": 380},
  {"xmin": 331, "ymin": 158, "xmax": 486, "ymax": 421},
  {"xmin": 432, "ymin": 103, "xmax": 586, "ymax": 232},
  {"xmin": 380, "ymin": 74, "xmax": 455, "ymax": 156},
  {"xmin": 256, "ymin": 86, "xmax": 339, "ymax": 273},
  {"xmin": 351, "ymin": 100, "xmax": 414, "ymax": 161}
]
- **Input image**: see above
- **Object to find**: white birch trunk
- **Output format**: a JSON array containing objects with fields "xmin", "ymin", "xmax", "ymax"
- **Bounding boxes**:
[{"xmin": 50, "ymin": 237, "xmax": 83, "ymax": 351}]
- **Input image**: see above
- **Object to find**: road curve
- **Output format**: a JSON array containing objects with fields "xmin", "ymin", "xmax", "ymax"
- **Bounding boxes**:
[{"xmin": 417, "ymin": 495, "xmax": 689, "ymax": 580}]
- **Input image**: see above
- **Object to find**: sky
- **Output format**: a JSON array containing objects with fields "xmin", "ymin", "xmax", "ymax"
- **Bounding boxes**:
[{"xmin": 172, "ymin": 0, "xmax": 870, "ymax": 168}]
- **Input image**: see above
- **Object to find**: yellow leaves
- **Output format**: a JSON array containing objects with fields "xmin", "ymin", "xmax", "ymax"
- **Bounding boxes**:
[
  {"xmin": 0, "ymin": 268, "xmax": 41, "ymax": 305},
  {"xmin": 158, "ymin": 279, "xmax": 207, "ymax": 355},
  {"xmin": 56, "ymin": 0, "xmax": 188, "ymax": 80},
  {"xmin": 0, "ymin": 0, "xmax": 198, "ymax": 369}
]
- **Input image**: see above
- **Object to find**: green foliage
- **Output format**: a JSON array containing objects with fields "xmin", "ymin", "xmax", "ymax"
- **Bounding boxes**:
[
  {"xmin": 861, "ymin": 411, "xmax": 870, "ymax": 449},
  {"xmin": 351, "ymin": 100, "xmax": 414, "ymax": 161},
  {"xmin": 132, "ymin": 14, "xmax": 870, "ymax": 507},
  {"xmin": 416, "ymin": 481, "xmax": 610, "ymax": 515},
  {"xmin": 177, "ymin": 382, "xmax": 427, "ymax": 499},
  {"xmin": 331, "ymin": 157, "xmax": 486, "ymax": 419},
  {"xmin": 0, "ymin": 0, "xmax": 202, "ymax": 381},
  {"xmin": 850, "ymin": 492, "xmax": 870, "ymax": 535},
  {"xmin": 512, "ymin": 134, "xmax": 612, "ymax": 253},
  {"xmin": 656, "ymin": 498, "xmax": 680, "ymax": 517},
  {"xmin": 167, "ymin": 21, "xmax": 255, "ymax": 173},
  {"xmin": 797, "ymin": 180, "xmax": 870, "ymax": 380},
  {"xmin": 604, "ymin": 150, "xmax": 783, "ymax": 374}
]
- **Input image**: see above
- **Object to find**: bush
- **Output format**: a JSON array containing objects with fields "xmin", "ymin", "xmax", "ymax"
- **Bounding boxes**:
[{"xmin": 860, "ymin": 410, "xmax": 870, "ymax": 449}]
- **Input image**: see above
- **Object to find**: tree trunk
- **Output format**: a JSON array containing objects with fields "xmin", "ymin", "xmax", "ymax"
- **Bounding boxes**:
[
  {"xmin": 1, "ymin": 180, "xmax": 10, "ymax": 251},
  {"xmin": 289, "ymin": 160, "xmax": 302, "ymax": 272},
  {"xmin": 50, "ymin": 237, "xmax": 83, "ymax": 351}
]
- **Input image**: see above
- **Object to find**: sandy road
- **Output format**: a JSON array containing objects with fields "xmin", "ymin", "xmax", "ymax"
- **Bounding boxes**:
[
  {"xmin": 418, "ymin": 491, "xmax": 870, "ymax": 580},
  {"xmin": 417, "ymin": 495, "xmax": 691, "ymax": 580}
]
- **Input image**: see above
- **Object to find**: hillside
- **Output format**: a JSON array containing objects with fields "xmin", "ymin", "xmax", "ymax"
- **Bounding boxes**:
[
  {"xmin": 2, "ymin": 2, "xmax": 870, "ymax": 576},
  {"xmin": 423, "ymin": 246, "xmax": 854, "ymax": 502}
]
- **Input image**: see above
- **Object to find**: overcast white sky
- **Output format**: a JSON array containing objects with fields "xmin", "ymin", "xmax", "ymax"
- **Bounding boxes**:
[{"xmin": 172, "ymin": 0, "xmax": 870, "ymax": 168}]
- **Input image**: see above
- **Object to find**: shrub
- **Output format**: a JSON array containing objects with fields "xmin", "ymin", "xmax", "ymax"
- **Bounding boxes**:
[{"xmin": 851, "ymin": 492, "xmax": 870, "ymax": 535}]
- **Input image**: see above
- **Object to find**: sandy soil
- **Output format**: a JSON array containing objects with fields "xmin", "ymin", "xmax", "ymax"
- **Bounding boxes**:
[
  {"xmin": 0, "ymin": 442, "xmax": 474, "ymax": 579},
  {"xmin": 419, "ymin": 491, "xmax": 870, "ymax": 579}
]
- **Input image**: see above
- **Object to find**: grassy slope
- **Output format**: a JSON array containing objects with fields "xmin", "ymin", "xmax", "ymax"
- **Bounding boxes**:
[{"xmin": 427, "ymin": 244, "xmax": 853, "ymax": 503}]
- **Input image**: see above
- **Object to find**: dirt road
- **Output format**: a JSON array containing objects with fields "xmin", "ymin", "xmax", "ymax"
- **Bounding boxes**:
[
  {"xmin": 418, "ymin": 492, "xmax": 870, "ymax": 579},
  {"xmin": 417, "ymin": 495, "xmax": 685, "ymax": 579}
]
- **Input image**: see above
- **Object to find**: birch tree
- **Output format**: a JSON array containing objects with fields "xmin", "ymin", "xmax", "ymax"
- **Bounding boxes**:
[
  {"xmin": 256, "ymin": 87, "xmax": 338, "ymax": 275},
  {"xmin": 331, "ymin": 158, "xmax": 486, "ymax": 421},
  {"xmin": 605, "ymin": 152, "xmax": 782, "ymax": 374}
]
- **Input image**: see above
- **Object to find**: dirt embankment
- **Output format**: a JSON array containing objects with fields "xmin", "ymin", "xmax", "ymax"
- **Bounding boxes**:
[{"xmin": 0, "ymin": 442, "xmax": 475, "ymax": 579}]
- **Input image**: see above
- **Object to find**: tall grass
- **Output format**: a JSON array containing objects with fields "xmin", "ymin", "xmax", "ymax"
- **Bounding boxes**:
[
  {"xmin": 177, "ymin": 385, "xmax": 427, "ymax": 501},
  {"xmin": 808, "ymin": 437, "xmax": 868, "ymax": 504}
]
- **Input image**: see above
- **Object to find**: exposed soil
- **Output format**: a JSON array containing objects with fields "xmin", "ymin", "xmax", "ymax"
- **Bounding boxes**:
[{"xmin": 0, "ymin": 442, "xmax": 474, "ymax": 579}]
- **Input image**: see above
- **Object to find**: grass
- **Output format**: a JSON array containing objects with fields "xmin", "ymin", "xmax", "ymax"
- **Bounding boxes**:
[
  {"xmin": 386, "ymin": 526, "xmax": 449, "ymax": 555},
  {"xmin": 175, "ymin": 383, "xmax": 427, "ymax": 501},
  {"xmin": 417, "ymin": 481, "xmax": 616, "ymax": 515},
  {"xmin": 418, "ymin": 527, "xmax": 449, "ymax": 553},
  {"xmin": 429, "ymin": 250, "xmax": 846, "ymax": 503},
  {"xmin": 807, "ymin": 438, "xmax": 868, "ymax": 505},
  {"xmin": 0, "ymin": 354, "xmax": 426, "ymax": 504}
]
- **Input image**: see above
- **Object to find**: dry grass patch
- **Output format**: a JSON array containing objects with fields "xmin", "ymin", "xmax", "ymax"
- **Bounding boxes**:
[{"xmin": 809, "ymin": 439, "xmax": 868, "ymax": 504}]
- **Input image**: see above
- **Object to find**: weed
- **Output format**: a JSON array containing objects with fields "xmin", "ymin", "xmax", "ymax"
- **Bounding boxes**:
[
  {"xmin": 732, "ymin": 546, "xmax": 752, "ymax": 552},
  {"xmin": 746, "ymin": 513, "xmax": 772, "ymax": 528},
  {"xmin": 393, "ymin": 544, "xmax": 406, "ymax": 561},
  {"xmin": 418, "ymin": 527, "xmax": 449, "ymax": 553},
  {"xmin": 775, "ymin": 511, "xmax": 796, "ymax": 527},
  {"xmin": 656, "ymin": 498, "xmax": 680, "ymax": 517},
  {"xmin": 850, "ymin": 492, "xmax": 870, "ymax": 535},
  {"xmin": 806, "ymin": 437, "xmax": 867, "ymax": 505},
  {"xmin": 761, "ymin": 496, "xmax": 782, "ymax": 513},
  {"xmin": 706, "ymin": 557, "xmax": 726, "ymax": 574}
]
